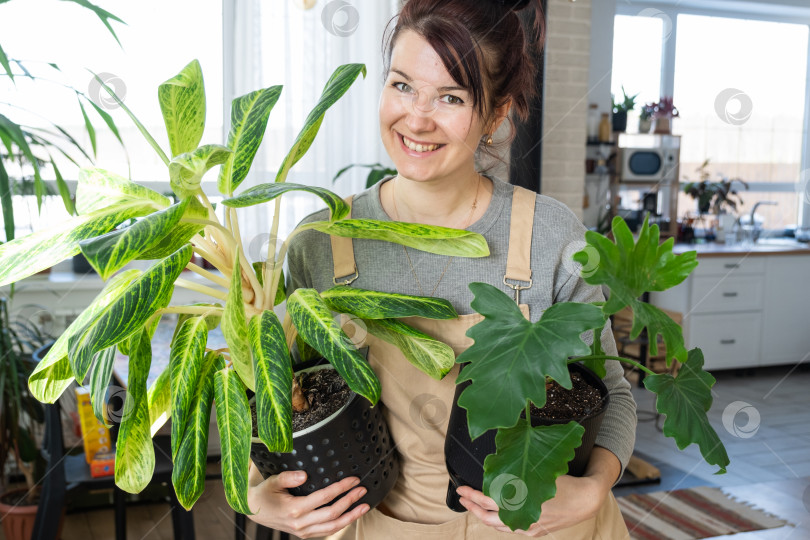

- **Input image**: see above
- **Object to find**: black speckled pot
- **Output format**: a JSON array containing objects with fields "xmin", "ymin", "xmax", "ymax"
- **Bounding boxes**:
[
  {"xmin": 250, "ymin": 360, "xmax": 398, "ymax": 511},
  {"xmin": 444, "ymin": 362, "xmax": 609, "ymax": 512}
]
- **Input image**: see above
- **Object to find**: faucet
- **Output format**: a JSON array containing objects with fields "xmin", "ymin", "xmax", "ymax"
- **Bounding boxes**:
[{"xmin": 748, "ymin": 201, "xmax": 778, "ymax": 242}]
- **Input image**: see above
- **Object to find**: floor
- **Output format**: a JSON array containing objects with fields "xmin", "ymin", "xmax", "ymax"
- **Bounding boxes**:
[{"xmin": 2, "ymin": 365, "xmax": 807, "ymax": 540}]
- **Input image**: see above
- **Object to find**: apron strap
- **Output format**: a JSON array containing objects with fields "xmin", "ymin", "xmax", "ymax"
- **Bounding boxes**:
[
  {"xmin": 331, "ymin": 195, "xmax": 359, "ymax": 285},
  {"xmin": 503, "ymin": 185, "xmax": 536, "ymax": 303}
]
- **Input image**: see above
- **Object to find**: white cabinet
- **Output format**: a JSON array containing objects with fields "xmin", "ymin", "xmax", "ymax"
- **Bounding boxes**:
[
  {"xmin": 650, "ymin": 253, "xmax": 810, "ymax": 370},
  {"xmin": 761, "ymin": 255, "xmax": 810, "ymax": 366}
]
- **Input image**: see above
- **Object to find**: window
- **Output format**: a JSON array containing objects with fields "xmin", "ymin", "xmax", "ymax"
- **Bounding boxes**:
[
  {"xmin": 612, "ymin": 4, "xmax": 810, "ymax": 230},
  {"xmin": 673, "ymin": 14, "xmax": 807, "ymax": 229},
  {"xmin": 1, "ymin": 0, "xmax": 222, "ymax": 237}
]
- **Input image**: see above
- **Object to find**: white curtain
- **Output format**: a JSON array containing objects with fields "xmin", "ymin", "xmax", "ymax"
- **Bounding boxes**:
[{"xmin": 223, "ymin": 0, "xmax": 400, "ymax": 255}]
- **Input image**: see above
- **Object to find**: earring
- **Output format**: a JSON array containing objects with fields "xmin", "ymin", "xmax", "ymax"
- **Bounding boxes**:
[{"xmin": 486, "ymin": 135, "xmax": 493, "ymax": 145}]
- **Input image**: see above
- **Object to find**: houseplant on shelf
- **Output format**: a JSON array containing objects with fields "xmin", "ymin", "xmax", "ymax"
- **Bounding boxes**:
[
  {"xmin": 611, "ymin": 86, "xmax": 639, "ymax": 133},
  {"xmin": 653, "ymin": 96, "xmax": 679, "ymax": 134},
  {"xmin": 0, "ymin": 60, "xmax": 490, "ymax": 514},
  {"xmin": 638, "ymin": 102, "xmax": 656, "ymax": 133},
  {"xmin": 445, "ymin": 216, "xmax": 730, "ymax": 531}
]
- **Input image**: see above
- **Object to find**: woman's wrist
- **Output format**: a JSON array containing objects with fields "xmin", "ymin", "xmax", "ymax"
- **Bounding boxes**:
[{"xmin": 583, "ymin": 446, "xmax": 623, "ymax": 490}]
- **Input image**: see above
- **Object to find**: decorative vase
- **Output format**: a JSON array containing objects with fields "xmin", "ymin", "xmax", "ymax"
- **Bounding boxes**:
[
  {"xmin": 443, "ymin": 363, "xmax": 610, "ymax": 512},
  {"xmin": 654, "ymin": 117, "xmax": 672, "ymax": 134},
  {"xmin": 249, "ymin": 360, "xmax": 399, "ymax": 512},
  {"xmin": 638, "ymin": 117, "xmax": 652, "ymax": 133}
]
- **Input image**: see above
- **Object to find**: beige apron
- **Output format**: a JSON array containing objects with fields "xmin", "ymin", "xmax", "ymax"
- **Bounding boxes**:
[{"xmin": 323, "ymin": 187, "xmax": 629, "ymax": 539}]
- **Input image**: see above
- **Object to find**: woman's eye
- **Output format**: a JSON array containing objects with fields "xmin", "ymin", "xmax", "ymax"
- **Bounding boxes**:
[
  {"xmin": 442, "ymin": 95, "xmax": 464, "ymax": 105},
  {"xmin": 392, "ymin": 82, "xmax": 412, "ymax": 93}
]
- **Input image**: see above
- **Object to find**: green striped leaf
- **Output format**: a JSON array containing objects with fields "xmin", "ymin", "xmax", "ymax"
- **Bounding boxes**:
[
  {"xmin": 137, "ymin": 197, "xmax": 208, "ymax": 260},
  {"xmin": 364, "ymin": 319, "xmax": 454, "ymax": 380},
  {"xmin": 218, "ymin": 86, "xmax": 282, "ymax": 195},
  {"xmin": 79, "ymin": 198, "xmax": 191, "ymax": 280},
  {"xmin": 322, "ymin": 286, "xmax": 457, "ymax": 320},
  {"xmin": 172, "ymin": 351, "xmax": 223, "ymax": 509},
  {"xmin": 287, "ymin": 289, "xmax": 380, "ymax": 405},
  {"xmin": 115, "ymin": 330, "xmax": 156, "ymax": 494},
  {"xmin": 88, "ymin": 346, "xmax": 117, "ymax": 426},
  {"xmin": 147, "ymin": 368, "xmax": 171, "ymax": 437},
  {"xmin": 221, "ymin": 248, "xmax": 254, "ymax": 390},
  {"xmin": 76, "ymin": 167, "xmax": 170, "ymax": 215},
  {"xmin": 275, "ymin": 64, "xmax": 366, "ymax": 183},
  {"xmin": 67, "ymin": 244, "xmax": 192, "ymax": 383},
  {"xmin": 222, "ymin": 183, "xmax": 349, "ymax": 222},
  {"xmin": 169, "ymin": 144, "xmax": 232, "ymax": 199},
  {"xmin": 171, "ymin": 304, "xmax": 223, "ymax": 343},
  {"xmin": 214, "ymin": 367, "xmax": 253, "ymax": 515},
  {"xmin": 301, "ymin": 219, "xmax": 490, "ymax": 258},
  {"xmin": 249, "ymin": 310, "xmax": 293, "ymax": 452},
  {"xmin": 50, "ymin": 158, "xmax": 76, "ymax": 216},
  {"xmin": 0, "ymin": 114, "xmax": 43, "ymax": 209},
  {"xmin": 0, "ymin": 201, "xmax": 156, "ymax": 287},
  {"xmin": 86, "ymin": 97, "xmax": 124, "ymax": 145},
  {"xmin": 159, "ymin": 59, "xmax": 206, "ymax": 158},
  {"xmin": 28, "ymin": 270, "xmax": 141, "ymax": 403},
  {"xmin": 169, "ymin": 316, "xmax": 209, "ymax": 460},
  {"xmin": 118, "ymin": 306, "xmax": 163, "ymax": 356}
]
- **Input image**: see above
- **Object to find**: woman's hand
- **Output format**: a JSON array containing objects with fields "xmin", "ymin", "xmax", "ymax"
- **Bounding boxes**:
[
  {"xmin": 246, "ymin": 462, "xmax": 370, "ymax": 539},
  {"xmin": 457, "ymin": 474, "xmax": 606, "ymax": 536},
  {"xmin": 456, "ymin": 447, "xmax": 621, "ymax": 537}
]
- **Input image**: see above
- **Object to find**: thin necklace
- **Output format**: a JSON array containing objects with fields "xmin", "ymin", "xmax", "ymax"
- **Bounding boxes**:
[{"xmin": 391, "ymin": 174, "xmax": 482, "ymax": 297}]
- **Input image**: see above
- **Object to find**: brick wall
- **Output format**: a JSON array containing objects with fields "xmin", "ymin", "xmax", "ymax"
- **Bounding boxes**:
[{"xmin": 540, "ymin": 0, "xmax": 592, "ymax": 218}]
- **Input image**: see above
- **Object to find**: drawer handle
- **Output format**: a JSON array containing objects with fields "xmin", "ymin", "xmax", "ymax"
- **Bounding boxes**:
[
  {"xmin": 720, "ymin": 339, "xmax": 736, "ymax": 345},
  {"xmin": 724, "ymin": 263, "xmax": 740, "ymax": 269},
  {"xmin": 722, "ymin": 292, "xmax": 739, "ymax": 297}
]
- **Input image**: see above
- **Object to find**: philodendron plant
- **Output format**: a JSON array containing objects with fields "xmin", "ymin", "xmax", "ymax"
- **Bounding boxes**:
[
  {"xmin": 0, "ymin": 60, "xmax": 489, "ymax": 513},
  {"xmin": 457, "ymin": 217, "xmax": 730, "ymax": 531}
]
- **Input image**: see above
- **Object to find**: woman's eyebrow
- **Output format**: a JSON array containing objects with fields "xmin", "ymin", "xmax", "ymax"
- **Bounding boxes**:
[{"xmin": 390, "ymin": 68, "xmax": 467, "ymax": 93}]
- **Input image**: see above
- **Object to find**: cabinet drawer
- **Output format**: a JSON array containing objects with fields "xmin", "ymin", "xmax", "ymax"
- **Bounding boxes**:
[
  {"xmin": 689, "ymin": 275, "xmax": 764, "ymax": 313},
  {"xmin": 688, "ymin": 312, "xmax": 761, "ymax": 369},
  {"xmin": 692, "ymin": 257, "xmax": 766, "ymax": 277}
]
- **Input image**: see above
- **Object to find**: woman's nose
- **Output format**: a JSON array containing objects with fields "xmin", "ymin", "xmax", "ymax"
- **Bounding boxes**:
[{"xmin": 403, "ymin": 84, "xmax": 438, "ymax": 130}]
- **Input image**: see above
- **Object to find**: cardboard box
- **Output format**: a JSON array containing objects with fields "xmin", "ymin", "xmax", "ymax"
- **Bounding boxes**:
[{"xmin": 75, "ymin": 387, "xmax": 112, "ymax": 463}]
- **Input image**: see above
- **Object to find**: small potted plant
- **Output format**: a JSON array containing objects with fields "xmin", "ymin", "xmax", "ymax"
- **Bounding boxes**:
[
  {"xmin": 638, "ymin": 102, "xmax": 656, "ymax": 133},
  {"xmin": 444, "ymin": 216, "xmax": 730, "ymax": 531},
  {"xmin": 0, "ymin": 297, "xmax": 53, "ymax": 540},
  {"xmin": 611, "ymin": 86, "xmax": 639, "ymax": 133},
  {"xmin": 3, "ymin": 60, "xmax": 489, "ymax": 515},
  {"xmin": 653, "ymin": 96, "xmax": 679, "ymax": 134},
  {"xmin": 332, "ymin": 162, "xmax": 397, "ymax": 190},
  {"xmin": 682, "ymin": 159, "xmax": 748, "ymax": 242}
]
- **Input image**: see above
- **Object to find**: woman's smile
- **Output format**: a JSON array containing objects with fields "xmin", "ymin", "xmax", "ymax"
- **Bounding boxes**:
[{"xmin": 398, "ymin": 132, "xmax": 446, "ymax": 155}]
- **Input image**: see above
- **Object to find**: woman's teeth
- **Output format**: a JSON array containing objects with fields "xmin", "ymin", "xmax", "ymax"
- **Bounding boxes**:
[{"xmin": 403, "ymin": 135, "xmax": 439, "ymax": 153}]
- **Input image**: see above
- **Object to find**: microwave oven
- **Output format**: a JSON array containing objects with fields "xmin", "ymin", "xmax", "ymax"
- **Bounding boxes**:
[{"xmin": 618, "ymin": 145, "xmax": 679, "ymax": 183}]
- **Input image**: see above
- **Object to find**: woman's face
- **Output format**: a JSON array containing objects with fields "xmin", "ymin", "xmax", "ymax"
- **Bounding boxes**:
[{"xmin": 379, "ymin": 29, "xmax": 489, "ymax": 184}]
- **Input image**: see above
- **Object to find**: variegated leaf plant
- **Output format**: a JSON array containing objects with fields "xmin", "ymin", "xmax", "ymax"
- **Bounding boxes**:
[{"xmin": 1, "ymin": 61, "xmax": 490, "ymax": 512}]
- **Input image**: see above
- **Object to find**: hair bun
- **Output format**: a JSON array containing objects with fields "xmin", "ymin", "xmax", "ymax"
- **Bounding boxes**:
[{"xmin": 492, "ymin": 0, "xmax": 531, "ymax": 12}]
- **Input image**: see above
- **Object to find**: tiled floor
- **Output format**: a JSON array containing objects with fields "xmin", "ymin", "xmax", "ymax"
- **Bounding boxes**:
[{"xmin": 619, "ymin": 362, "xmax": 810, "ymax": 538}]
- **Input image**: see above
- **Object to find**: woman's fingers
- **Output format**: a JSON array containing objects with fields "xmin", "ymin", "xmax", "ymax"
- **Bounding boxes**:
[
  {"xmin": 296, "ymin": 476, "xmax": 362, "ymax": 510},
  {"xmin": 294, "ymin": 486, "xmax": 370, "ymax": 537},
  {"xmin": 456, "ymin": 486, "xmax": 499, "ymax": 511},
  {"xmin": 298, "ymin": 500, "xmax": 370, "ymax": 538}
]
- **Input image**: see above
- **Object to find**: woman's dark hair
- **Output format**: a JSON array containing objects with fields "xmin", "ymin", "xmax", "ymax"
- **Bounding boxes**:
[{"xmin": 382, "ymin": 0, "xmax": 545, "ymax": 145}]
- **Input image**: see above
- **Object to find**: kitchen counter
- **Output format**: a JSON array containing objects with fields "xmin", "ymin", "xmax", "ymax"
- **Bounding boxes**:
[{"xmin": 672, "ymin": 238, "xmax": 810, "ymax": 257}]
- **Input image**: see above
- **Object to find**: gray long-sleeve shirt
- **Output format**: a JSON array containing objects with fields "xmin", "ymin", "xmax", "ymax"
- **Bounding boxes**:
[{"xmin": 286, "ymin": 175, "xmax": 636, "ymax": 475}]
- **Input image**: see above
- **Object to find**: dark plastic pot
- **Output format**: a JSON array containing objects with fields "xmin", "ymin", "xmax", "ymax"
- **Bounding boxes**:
[
  {"xmin": 612, "ymin": 111, "xmax": 628, "ymax": 133},
  {"xmin": 250, "ymin": 360, "xmax": 399, "ymax": 511},
  {"xmin": 444, "ymin": 362, "xmax": 609, "ymax": 512}
]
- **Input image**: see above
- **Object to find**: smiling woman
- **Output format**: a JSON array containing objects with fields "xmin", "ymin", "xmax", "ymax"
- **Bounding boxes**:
[{"xmin": 247, "ymin": 1, "xmax": 639, "ymax": 539}]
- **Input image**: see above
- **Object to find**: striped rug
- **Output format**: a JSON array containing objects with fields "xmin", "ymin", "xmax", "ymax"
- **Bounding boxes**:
[{"xmin": 617, "ymin": 486, "xmax": 789, "ymax": 540}]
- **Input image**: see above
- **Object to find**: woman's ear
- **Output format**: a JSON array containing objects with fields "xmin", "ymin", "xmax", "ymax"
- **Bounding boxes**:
[{"xmin": 489, "ymin": 98, "xmax": 513, "ymax": 135}]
